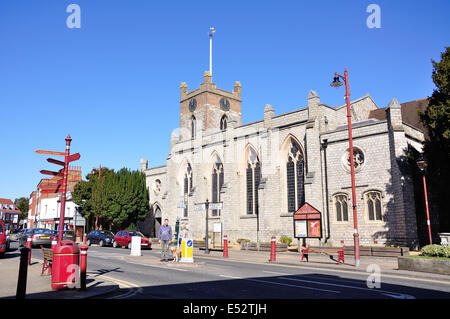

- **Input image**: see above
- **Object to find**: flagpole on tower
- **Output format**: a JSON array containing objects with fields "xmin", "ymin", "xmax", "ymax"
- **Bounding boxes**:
[{"xmin": 209, "ymin": 27, "xmax": 215, "ymax": 77}]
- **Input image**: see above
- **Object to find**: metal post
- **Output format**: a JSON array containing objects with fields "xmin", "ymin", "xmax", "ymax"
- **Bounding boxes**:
[
  {"xmin": 223, "ymin": 235, "xmax": 228, "ymax": 258},
  {"xmin": 422, "ymin": 175, "xmax": 433, "ymax": 244},
  {"xmin": 57, "ymin": 135, "xmax": 72, "ymax": 243},
  {"xmin": 26, "ymin": 237, "xmax": 32, "ymax": 265},
  {"xmin": 205, "ymin": 199, "xmax": 209, "ymax": 254},
  {"xmin": 16, "ymin": 247, "xmax": 29, "ymax": 299},
  {"xmin": 337, "ymin": 68, "xmax": 361, "ymax": 268},
  {"xmin": 79, "ymin": 245, "xmax": 88, "ymax": 290}
]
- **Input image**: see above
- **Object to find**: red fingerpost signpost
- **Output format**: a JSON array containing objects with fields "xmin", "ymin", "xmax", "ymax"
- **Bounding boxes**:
[
  {"xmin": 35, "ymin": 135, "xmax": 80, "ymax": 242},
  {"xmin": 36, "ymin": 135, "xmax": 82, "ymax": 291}
]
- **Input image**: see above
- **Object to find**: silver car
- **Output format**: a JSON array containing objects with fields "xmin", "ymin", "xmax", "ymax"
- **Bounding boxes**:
[{"xmin": 19, "ymin": 228, "xmax": 55, "ymax": 248}]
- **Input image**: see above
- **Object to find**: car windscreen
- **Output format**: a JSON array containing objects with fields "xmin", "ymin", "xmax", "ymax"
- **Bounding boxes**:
[
  {"xmin": 34, "ymin": 229, "xmax": 51, "ymax": 234},
  {"xmin": 128, "ymin": 231, "xmax": 138, "ymax": 237},
  {"xmin": 100, "ymin": 231, "xmax": 114, "ymax": 236}
]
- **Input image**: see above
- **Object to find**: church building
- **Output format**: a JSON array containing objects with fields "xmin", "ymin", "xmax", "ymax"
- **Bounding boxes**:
[{"xmin": 140, "ymin": 71, "xmax": 425, "ymax": 248}]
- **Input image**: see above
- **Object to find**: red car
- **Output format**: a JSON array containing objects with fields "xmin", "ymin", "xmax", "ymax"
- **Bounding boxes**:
[
  {"xmin": 0, "ymin": 221, "xmax": 10, "ymax": 258},
  {"xmin": 113, "ymin": 230, "xmax": 151, "ymax": 249}
]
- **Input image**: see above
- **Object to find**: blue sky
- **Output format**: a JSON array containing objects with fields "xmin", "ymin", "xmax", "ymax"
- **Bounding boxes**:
[{"xmin": 0, "ymin": 0, "xmax": 449, "ymax": 201}]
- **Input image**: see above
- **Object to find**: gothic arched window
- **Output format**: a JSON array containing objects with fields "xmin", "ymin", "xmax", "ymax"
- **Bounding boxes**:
[
  {"xmin": 211, "ymin": 160, "xmax": 224, "ymax": 216},
  {"xmin": 220, "ymin": 115, "xmax": 228, "ymax": 131},
  {"xmin": 334, "ymin": 194, "xmax": 349, "ymax": 222},
  {"xmin": 191, "ymin": 116, "xmax": 196, "ymax": 139},
  {"xmin": 365, "ymin": 191, "xmax": 383, "ymax": 221},
  {"xmin": 286, "ymin": 140, "xmax": 305, "ymax": 213},
  {"xmin": 246, "ymin": 149, "xmax": 261, "ymax": 215},
  {"xmin": 183, "ymin": 163, "xmax": 193, "ymax": 217}
]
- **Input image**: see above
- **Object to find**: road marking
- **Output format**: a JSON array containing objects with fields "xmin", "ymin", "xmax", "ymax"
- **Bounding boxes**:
[
  {"xmin": 96, "ymin": 274, "xmax": 143, "ymax": 299},
  {"xmin": 279, "ymin": 277, "xmax": 415, "ymax": 299},
  {"xmin": 219, "ymin": 275, "xmax": 340, "ymax": 294},
  {"xmin": 126, "ymin": 261, "xmax": 188, "ymax": 272},
  {"xmin": 262, "ymin": 270, "xmax": 290, "ymax": 276},
  {"xmin": 196, "ymin": 255, "xmax": 450, "ymax": 286}
]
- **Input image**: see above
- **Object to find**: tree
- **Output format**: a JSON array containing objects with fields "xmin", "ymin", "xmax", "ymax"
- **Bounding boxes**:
[
  {"xmin": 72, "ymin": 167, "xmax": 149, "ymax": 232},
  {"xmin": 14, "ymin": 197, "xmax": 29, "ymax": 220},
  {"xmin": 420, "ymin": 47, "xmax": 450, "ymax": 233}
]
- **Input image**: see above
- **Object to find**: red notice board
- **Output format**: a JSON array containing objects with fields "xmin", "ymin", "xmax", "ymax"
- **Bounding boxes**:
[{"xmin": 293, "ymin": 203, "xmax": 322, "ymax": 239}]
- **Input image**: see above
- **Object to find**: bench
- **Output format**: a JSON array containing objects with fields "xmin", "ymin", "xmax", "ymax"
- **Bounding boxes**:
[
  {"xmin": 301, "ymin": 245, "xmax": 345, "ymax": 264},
  {"xmin": 40, "ymin": 245, "xmax": 53, "ymax": 276}
]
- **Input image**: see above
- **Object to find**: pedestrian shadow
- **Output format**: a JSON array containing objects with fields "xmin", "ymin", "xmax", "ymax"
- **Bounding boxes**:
[{"xmin": 88, "ymin": 267, "xmax": 123, "ymax": 277}]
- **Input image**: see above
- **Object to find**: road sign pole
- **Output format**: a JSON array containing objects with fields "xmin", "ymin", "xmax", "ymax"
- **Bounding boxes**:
[
  {"xmin": 57, "ymin": 135, "xmax": 72, "ymax": 243},
  {"xmin": 205, "ymin": 199, "xmax": 209, "ymax": 254}
]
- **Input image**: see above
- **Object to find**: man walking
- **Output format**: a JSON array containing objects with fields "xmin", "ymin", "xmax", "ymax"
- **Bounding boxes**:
[{"xmin": 158, "ymin": 218, "xmax": 172, "ymax": 261}]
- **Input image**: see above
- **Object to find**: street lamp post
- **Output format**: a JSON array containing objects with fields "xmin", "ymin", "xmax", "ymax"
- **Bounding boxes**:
[
  {"xmin": 330, "ymin": 68, "xmax": 360, "ymax": 267},
  {"xmin": 416, "ymin": 154, "xmax": 432, "ymax": 244},
  {"xmin": 205, "ymin": 199, "xmax": 210, "ymax": 254}
]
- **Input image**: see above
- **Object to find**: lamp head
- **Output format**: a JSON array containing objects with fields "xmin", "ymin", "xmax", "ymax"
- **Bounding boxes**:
[
  {"xmin": 416, "ymin": 154, "xmax": 428, "ymax": 172},
  {"xmin": 330, "ymin": 76, "xmax": 343, "ymax": 88}
]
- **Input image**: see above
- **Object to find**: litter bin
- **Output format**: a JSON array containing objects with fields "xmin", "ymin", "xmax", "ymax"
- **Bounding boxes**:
[{"xmin": 51, "ymin": 240, "xmax": 79, "ymax": 290}]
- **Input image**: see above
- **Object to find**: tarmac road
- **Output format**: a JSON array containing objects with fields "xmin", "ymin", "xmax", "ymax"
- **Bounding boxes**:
[{"xmin": 24, "ymin": 241, "xmax": 450, "ymax": 299}]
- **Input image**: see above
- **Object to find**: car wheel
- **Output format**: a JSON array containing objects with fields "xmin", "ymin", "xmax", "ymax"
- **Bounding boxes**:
[
  {"xmin": 86, "ymin": 239, "xmax": 91, "ymax": 246},
  {"xmin": 99, "ymin": 240, "xmax": 104, "ymax": 247},
  {"xmin": 113, "ymin": 241, "xmax": 118, "ymax": 248}
]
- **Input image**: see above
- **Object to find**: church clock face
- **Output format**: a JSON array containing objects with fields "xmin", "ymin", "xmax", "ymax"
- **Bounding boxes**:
[
  {"xmin": 189, "ymin": 98, "xmax": 197, "ymax": 112},
  {"xmin": 220, "ymin": 97, "xmax": 230, "ymax": 111}
]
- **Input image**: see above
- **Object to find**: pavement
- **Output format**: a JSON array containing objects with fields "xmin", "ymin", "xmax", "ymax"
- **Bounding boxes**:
[{"xmin": 0, "ymin": 243, "xmax": 119, "ymax": 299}]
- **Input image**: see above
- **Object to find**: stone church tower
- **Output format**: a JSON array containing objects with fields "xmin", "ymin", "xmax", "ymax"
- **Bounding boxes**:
[{"xmin": 179, "ymin": 71, "xmax": 242, "ymax": 139}]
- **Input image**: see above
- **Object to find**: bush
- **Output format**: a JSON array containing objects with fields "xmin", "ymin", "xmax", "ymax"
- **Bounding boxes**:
[
  {"xmin": 279, "ymin": 236, "xmax": 293, "ymax": 246},
  {"xmin": 236, "ymin": 238, "xmax": 250, "ymax": 244},
  {"xmin": 420, "ymin": 245, "xmax": 450, "ymax": 258}
]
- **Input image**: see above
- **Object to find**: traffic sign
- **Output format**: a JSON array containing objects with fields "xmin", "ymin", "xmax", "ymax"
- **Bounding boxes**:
[
  {"xmin": 209, "ymin": 202, "xmax": 223, "ymax": 210},
  {"xmin": 195, "ymin": 204, "xmax": 206, "ymax": 211}
]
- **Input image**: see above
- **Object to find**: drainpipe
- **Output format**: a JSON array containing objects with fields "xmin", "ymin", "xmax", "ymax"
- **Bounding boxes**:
[{"xmin": 321, "ymin": 139, "xmax": 331, "ymax": 243}]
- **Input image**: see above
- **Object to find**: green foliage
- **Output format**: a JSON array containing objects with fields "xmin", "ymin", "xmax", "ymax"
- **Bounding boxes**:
[
  {"xmin": 14, "ymin": 197, "xmax": 29, "ymax": 220},
  {"xmin": 72, "ymin": 167, "xmax": 149, "ymax": 232},
  {"xmin": 420, "ymin": 244, "xmax": 450, "ymax": 258},
  {"xmin": 279, "ymin": 236, "xmax": 293, "ymax": 246},
  {"xmin": 420, "ymin": 47, "xmax": 450, "ymax": 232}
]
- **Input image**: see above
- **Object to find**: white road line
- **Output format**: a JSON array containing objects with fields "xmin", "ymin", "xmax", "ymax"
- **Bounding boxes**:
[
  {"xmin": 219, "ymin": 274, "xmax": 340, "ymax": 294},
  {"xmin": 126, "ymin": 261, "xmax": 188, "ymax": 272},
  {"xmin": 279, "ymin": 277, "xmax": 415, "ymax": 299},
  {"xmin": 262, "ymin": 270, "xmax": 290, "ymax": 276}
]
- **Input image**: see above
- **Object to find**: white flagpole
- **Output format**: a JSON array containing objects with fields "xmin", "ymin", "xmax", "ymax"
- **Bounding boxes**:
[{"xmin": 209, "ymin": 27, "xmax": 215, "ymax": 77}]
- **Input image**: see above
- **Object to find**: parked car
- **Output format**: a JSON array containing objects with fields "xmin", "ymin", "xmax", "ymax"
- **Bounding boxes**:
[
  {"xmin": 52, "ymin": 230, "xmax": 76, "ymax": 242},
  {"xmin": 14, "ymin": 228, "xmax": 26, "ymax": 241},
  {"xmin": 86, "ymin": 230, "xmax": 115, "ymax": 247},
  {"xmin": 0, "ymin": 221, "xmax": 10, "ymax": 257},
  {"xmin": 113, "ymin": 230, "xmax": 151, "ymax": 249},
  {"xmin": 18, "ymin": 228, "xmax": 55, "ymax": 248}
]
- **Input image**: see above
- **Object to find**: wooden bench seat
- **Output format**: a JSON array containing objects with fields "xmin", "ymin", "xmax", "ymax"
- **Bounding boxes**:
[
  {"xmin": 40, "ymin": 245, "xmax": 53, "ymax": 276},
  {"xmin": 301, "ymin": 245, "xmax": 345, "ymax": 264}
]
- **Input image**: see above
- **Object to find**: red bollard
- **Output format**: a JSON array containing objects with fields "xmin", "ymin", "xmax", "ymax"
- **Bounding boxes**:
[
  {"xmin": 83, "ymin": 233, "xmax": 87, "ymax": 244},
  {"xmin": 79, "ymin": 245, "xmax": 88, "ymax": 291},
  {"xmin": 51, "ymin": 237, "xmax": 57, "ymax": 250},
  {"xmin": 269, "ymin": 236, "xmax": 276, "ymax": 262},
  {"xmin": 26, "ymin": 237, "xmax": 32, "ymax": 265},
  {"xmin": 223, "ymin": 235, "xmax": 228, "ymax": 258}
]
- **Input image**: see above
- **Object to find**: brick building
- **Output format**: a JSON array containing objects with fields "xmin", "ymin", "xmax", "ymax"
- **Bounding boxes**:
[
  {"xmin": 140, "ymin": 71, "xmax": 425, "ymax": 249},
  {"xmin": 0, "ymin": 198, "xmax": 21, "ymax": 231}
]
